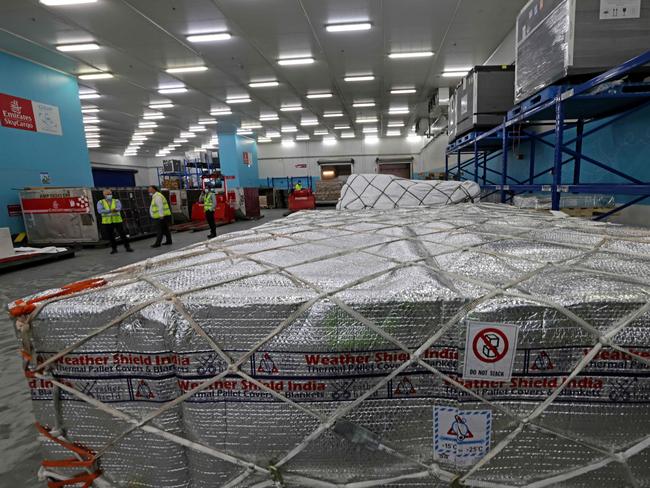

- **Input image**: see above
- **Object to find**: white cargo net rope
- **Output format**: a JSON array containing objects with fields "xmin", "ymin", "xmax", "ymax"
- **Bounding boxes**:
[
  {"xmin": 337, "ymin": 174, "xmax": 480, "ymax": 210},
  {"xmin": 16, "ymin": 203, "xmax": 650, "ymax": 488}
]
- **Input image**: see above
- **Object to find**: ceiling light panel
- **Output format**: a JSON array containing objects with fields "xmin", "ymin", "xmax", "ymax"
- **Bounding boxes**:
[
  {"xmin": 249, "ymin": 80, "xmax": 279, "ymax": 88},
  {"xmin": 78, "ymin": 72, "xmax": 113, "ymax": 80},
  {"xmin": 187, "ymin": 32, "xmax": 232, "ymax": 43},
  {"xmin": 166, "ymin": 66, "xmax": 208, "ymax": 74},
  {"xmin": 278, "ymin": 57, "xmax": 315, "ymax": 66},
  {"xmin": 158, "ymin": 87, "xmax": 187, "ymax": 94},
  {"xmin": 326, "ymin": 22, "xmax": 372, "ymax": 32},
  {"xmin": 306, "ymin": 92, "xmax": 333, "ymax": 99},
  {"xmin": 56, "ymin": 42, "xmax": 99, "ymax": 52},
  {"xmin": 353, "ymin": 101, "xmax": 375, "ymax": 108},
  {"xmin": 40, "ymin": 0, "xmax": 97, "ymax": 5},
  {"xmin": 345, "ymin": 75, "xmax": 374, "ymax": 82},
  {"xmin": 391, "ymin": 88, "xmax": 417, "ymax": 94},
  {"xmin": 388, "ymin": 51, "xmax": 434, "ymax": 59}
]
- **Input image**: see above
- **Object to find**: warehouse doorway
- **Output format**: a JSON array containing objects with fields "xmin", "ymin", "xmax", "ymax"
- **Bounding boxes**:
[{"xmin": 376, "ymin": 157, "xmax": 413, "ymax": 178}]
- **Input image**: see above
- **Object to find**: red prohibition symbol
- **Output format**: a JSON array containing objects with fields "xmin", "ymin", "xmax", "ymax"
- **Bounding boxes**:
[{"xmin": 472, "ymin": 328, "xmax": 509, "ymax": 363}]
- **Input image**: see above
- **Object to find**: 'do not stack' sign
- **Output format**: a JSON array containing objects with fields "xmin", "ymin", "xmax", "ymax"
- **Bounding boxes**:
[{"xmin": 0, "ymin": 93, "xmax": 62, "ymax": 136}]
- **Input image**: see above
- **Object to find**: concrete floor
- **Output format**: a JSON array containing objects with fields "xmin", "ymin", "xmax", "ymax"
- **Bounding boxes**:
[{"xmin": 0, "ymin": 209, "xmax": 286, "ymax": 487}]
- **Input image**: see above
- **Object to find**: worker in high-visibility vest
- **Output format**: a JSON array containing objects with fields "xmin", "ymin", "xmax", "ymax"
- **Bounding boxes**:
[
  {"xmin": 96, "ymin": 189, "xmax": 133, "ymax": 254},
  {"xmin": 294, "ymin": 182, "xmax": 303, "ymax": 192},
  {"xmin": 201, "ymin": 185, "xmax": 217, "ymax": 239},
  {"xmin": 148, "ymin": 185, "xmax": 172, "ymax": 248}
]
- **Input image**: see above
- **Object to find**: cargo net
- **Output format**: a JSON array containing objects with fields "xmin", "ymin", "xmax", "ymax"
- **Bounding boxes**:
[
  {"xmin": 12, "ymin": 203, "xmax": 650, "ymax": 488},
  {"xmin": 336, "ymin": 174, "xmax": 481, "ymax": 210}
]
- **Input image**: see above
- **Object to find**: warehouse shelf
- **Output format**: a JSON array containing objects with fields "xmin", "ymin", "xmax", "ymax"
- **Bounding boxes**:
[
  {"xmin": 157, "ymin": 157, "xmax": 220, "ymax": 190},
  {"xmin": 446, "ymin": 50, "xmax": 650, "ymax": 218}
]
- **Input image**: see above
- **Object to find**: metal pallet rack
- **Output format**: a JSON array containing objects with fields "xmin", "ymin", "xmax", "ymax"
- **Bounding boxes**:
[
  {"xmin": 445, "ymin": 50, "xmax": 650, "ymax": 219},
  {"xmin": 157, "ymin": 157, "xmax": 220, "ymax": 190}
]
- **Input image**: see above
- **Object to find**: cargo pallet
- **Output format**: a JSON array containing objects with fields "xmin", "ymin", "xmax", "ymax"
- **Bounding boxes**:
[{"xmin": 445, "ymin": 50, "xmax": 650, "ymax": 220}]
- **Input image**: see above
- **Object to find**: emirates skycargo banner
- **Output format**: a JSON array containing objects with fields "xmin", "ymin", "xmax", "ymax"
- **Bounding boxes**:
[{"xmin": 0, "ymin": 93, "xmax": 63, "ymax": 136}]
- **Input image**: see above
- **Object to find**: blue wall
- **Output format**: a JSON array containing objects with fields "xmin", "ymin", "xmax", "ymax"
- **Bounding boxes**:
[
  {"xmin": 482, "ymin": 106, "xmax": 650, "ymax": 200},
  {"xmin": 0, "ymin": 51, "xmax": 92, "ymax": 233},
  {"xmin": 217, "ymin": 133, "xmax": 260, "ymax": 189}
]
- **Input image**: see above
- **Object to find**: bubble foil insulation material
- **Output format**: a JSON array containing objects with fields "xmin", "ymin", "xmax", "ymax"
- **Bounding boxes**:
[{"xmin": 14, "ymin": 203, "xmax": 650, "ymax": 487}]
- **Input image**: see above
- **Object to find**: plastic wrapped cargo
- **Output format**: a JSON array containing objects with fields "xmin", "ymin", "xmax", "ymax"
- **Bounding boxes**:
[
  {"xmin": 513, "ymin": 193, "xmax": 616, "ymax": 210},
  {"xmin": 515, "ymin": 0, "xmax": 650, "ymax": 103},
  {"xmin": 337, "ymin": 174, "xmax": 480, "ymax": 210},
  {"xmin": 10, "ymin": 202, "xmax": 650, "ymax": 488}
]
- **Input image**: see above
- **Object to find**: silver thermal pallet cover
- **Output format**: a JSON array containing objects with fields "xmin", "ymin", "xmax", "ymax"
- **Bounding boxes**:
[
  {"xmin": 515, "ymin": 0, "xmax": 650, "ymax": 103},
  {"xmin": 455, "ymin": 66, "xmax": 515, "ymax": 138}
]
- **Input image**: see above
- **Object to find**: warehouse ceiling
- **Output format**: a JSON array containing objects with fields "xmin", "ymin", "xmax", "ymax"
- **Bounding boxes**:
[{"xmin": 0, "ymin": 0, "xmax": 526, "ymax": 156}]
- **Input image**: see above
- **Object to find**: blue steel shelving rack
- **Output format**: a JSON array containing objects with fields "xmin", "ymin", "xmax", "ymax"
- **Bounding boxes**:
[{"xmin": 445, "ymin": 50, "xmax": 650, "ymax": 220}]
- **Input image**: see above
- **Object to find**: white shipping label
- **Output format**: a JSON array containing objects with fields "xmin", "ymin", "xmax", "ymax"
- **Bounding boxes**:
[
  {"xmin": 433, "ymin": 406, "xmax": 491, "ymax": 466},
  {"xmin": 32, "ymin": 101, "xmax": 62, "ymax": 136},
  {"xmin": 463, "ymin": 321, "xmax": 519, "ymax": 381},
  {"xmin": 600, "ymin": 0, "xmax": 641, "ymax": 19}
]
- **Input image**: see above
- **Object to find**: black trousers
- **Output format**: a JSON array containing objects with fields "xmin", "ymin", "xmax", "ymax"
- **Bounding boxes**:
[
  {"xmin": 102, "ymin": 222, "xmax": 130, "ymax": 250},
  {"xmin": 154, "ymin": 216, "xmax": 172, "ymax": 245},
  {"xmin": 205, "ymin": 210, "xmax": 216, "ymax": 236}
]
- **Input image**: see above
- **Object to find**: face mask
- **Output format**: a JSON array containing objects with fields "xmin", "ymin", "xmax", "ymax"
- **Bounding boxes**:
[{"xmin": 106, "ymin": 195, "xmax": 112, "ymax": 200}]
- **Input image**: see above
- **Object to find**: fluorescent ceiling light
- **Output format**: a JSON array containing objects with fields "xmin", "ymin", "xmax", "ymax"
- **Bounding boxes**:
[
  {"xmin": 387, "ymin": 121, "xmax": 405, "ymax": 127},
  {"xmin": 237, "ymin": 129, "xmax": 253, "ymax": 135},
  {"xmin": 266, "ymin": 131, "xmax": 281, "ymax": 138},
  {"xmin": 242, "ymin": 123, "xmax": 263, "ymax": 129},
  {"xmin": 281, "ymin": 126, "xmax": 298, "ymax": 133},
  {"xmin": 326, "ymin": 22, "xmax": 372, "ymax": 33},
  {"xmin": 282, "ymin": 139, "xmax": 296, "ymax": 147},
  {"xmin": 249, "ymin": 80, "xmax": 279, "ymax": 88},
  {"xmin": 186, "ymin": 32, "xmax": 232, "ymax": 43},
  {"xmin": 143, "ymin": 114, "xmax": 165, "ymax": 120},
  {"xmin": 166, "ymin": 66, "xmax": 208, "ymax": 74},
  {"xmin": 149, "ymin": 103, "xmax": 173, "ymax": 109},
  {"xmin": 389, "ymin": 108, "xmax": 410, "ymax": 115},
  {"xmin": 79, "ymin": 92, "xmax": 100, "ymax": 100},
  {"xmin": 388, "ymin": 51, "xmax": 434, "ymax": 59},
  {"xmin": 40, "ymin": 0, "xmax": 97, "ymax": 5},
  {"xmin": 174, "ymin": 138, "xmax": 189, "ymax": 143},
  {"xmin": 278, "ymin": 57, "xmax": 315, "ymax": 66},
  {"xmin": 257, "ymin": 138, "xmax": 272, "ymax": 143},
  {"xmin": 356, "ymin": 117, "xmax": 378, "ymax": 124},
  {"xmin": 442, "ymin": 68, "xmax": 471, "ymax": 77},
  {"xmin": 81, "ymin": 107, "xmax": 98, "ymax": 113},
  {"xmin": 211, "ymin": 108, "xmax": 232, "ymax": 116},
  {"xmin": 323, "ymin": 137, "xmax": 337, "ymax": 145},
  {"xmin": 84, "ymin": 126, "xmax": 100, "ymax": 132},
  {"xmin": 323, "ymin": 112, "xmax": 343, "ymax": 118},
  {"xmin": 158, "ymin": 87, "xmax": 187, "ymax": 94},
  {"xmin": 296, "ymin": 134, "xmax": 310, "ymax": 141},
  {"xmin": 341, "ymin": 132, "xmax": 356, "ymax": 139},
  {"xmin": 365, "ymin": 135, "xmax": 379, "ymax": 143},
  {"xmin": 314, "ymin": 130, "xmax": 329, "ymax": 135},
  {"xmin": 57, "ymin": 42, "xmax": 99, "ymax": 52},
  {"xmin": 82, "ymin": 117, "xmax": 99, "ymax": 123},
  {"xmin": 301, "ymin": 119, "xmax": 318, "ymax": 126},
  {"xmin": 386, "ymin": 130, "xmax": 401, "ymax": 136},
  {"xmin": 227, "ymin": 97, "xmax": 251, "ymax": 104},
  {"xmin": 353, "ymin": 101, "xmax": 375, "ymax": 108},
  {"xmin": 306, "ymin": 92, "xmax": 332, "ymax": 99},
  {"xmin": 139, "ymin": 122, "xmax": 157, "ymax": 128},
  {"xmin": 391, "ymin": 88, "xmax": 417, "ymax": 94},
  {"xmin": 199, "ymin": 119, "xmax": 217, "ymax": 125},
  {"xmin": 189, "ymin": 125, "xmax": 207, "ymax": 132},
  {"xmin": 334, "ymin": 124, "xmax": 350, "ymax": 129},
  {"xmin": 345, "ymin": 75, "xmax": 374, "ymax": 82},
  {"xmin": 134, "ymin": 131, "xmax": 154, "ymax": 136},
  {"xmin": 280, "ymin": 105, "xmax": 302, "ymax": 112},
  {"xmin": 181, "ymin": 132, "xmax": 197, "ymax": 138},
  {"xmin": 260, "ymin": 114, "xmax": 279, "ymax": 121},
  {"xmin": 363, "ymin": 127, "xmax": 378, "ymax": 133},
  {"xmin": 79, "ymin": 72, "xmax": 113, "ymax": 80}
]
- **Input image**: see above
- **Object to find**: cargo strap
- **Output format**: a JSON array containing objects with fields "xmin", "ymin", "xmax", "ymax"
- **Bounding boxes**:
[
  {"xmin": 9, "ymin": 278, "xmax": 107, "ymax": 317},
  {"xmin": 35, "ymin": 423, "xmax": 102, "ymax": 488}
]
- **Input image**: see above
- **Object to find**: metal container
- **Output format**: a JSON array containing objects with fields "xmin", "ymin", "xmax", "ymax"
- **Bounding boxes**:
[
  {"xmin": 455, "ymin": 66, "xmax": 515, "ymax": 137},
  {"xmin": 20, "ymin": 187, "xmax": 168, "ymax": 245},
  {"xmin": 515, "ymin": 0, "xmax": 650, "ymax": 103}
]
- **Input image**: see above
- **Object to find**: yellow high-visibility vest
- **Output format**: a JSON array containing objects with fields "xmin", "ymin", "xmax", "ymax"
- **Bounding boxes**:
[
  {"xmin": 150, "ymin": 192, "xmax": 171, "ymax": 219},
  {"xmin": 100, "ymin": 199, "xmax": 123, "ymax": 224},
  {"xmin": 203, "ymin": 193, "xmax": 214, "ymax": 211}
]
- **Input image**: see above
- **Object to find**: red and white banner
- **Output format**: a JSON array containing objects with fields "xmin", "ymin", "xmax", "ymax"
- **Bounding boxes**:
[
  {"xmin": 0, "ymin": 93, "xmax": 62, "ymax": 136},
  {"xmin": 21, "ymin": 196, "xmax": 91, "ymax": 215}
]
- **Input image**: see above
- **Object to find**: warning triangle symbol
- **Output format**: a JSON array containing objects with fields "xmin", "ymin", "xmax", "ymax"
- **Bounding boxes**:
[
  {"xmin": 531, "ymin": 351, "xmax": 554, "ymax": 371},
  {"xmin": 395, "ymin": 376, "xmax": 416, "ymax": 395},
  {"xmin": 257, "ymin": 353, "xmax": 279, "ymax": 374},
  {"xmin": 448, "ymin": 415, "xmax": 474, "ymax": 439},
  {"xmin": 135, "ymin": 380, "xmax": 155, "ymax": 399}
]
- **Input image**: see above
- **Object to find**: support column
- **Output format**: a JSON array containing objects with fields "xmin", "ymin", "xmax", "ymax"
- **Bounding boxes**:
[{"xmin": 552, "ymin": 99, "xmax": 565, "ymax": 211}]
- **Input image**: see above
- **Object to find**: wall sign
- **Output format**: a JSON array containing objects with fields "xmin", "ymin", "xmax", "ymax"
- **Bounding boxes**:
[
  {"xmin": 21, "ymin": 194, "xmax": 91, "ymax": 214},
  {"xmin": 0, "ymin": 93, "xmax": 62, "ymax": 136},
  {"xmin": 40, "ymin": 172, "xmax": 51, "ymax": 184},
  {"xmin": 242, "ymin": 151, "xmax": 251, "ymax": 166},
  {"xmin": 463, "ymin": 321, "xmax": 519, "ymax": 382},
  {"xmin": 295, "ymin": 163, "xmax": 307, "ymax": 169},
  {"xmin": 7, "ymin": 204, "xmax": 22, "ymax": 217}
]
